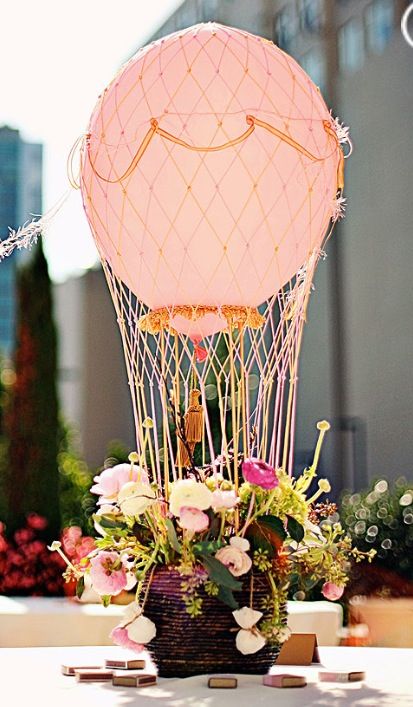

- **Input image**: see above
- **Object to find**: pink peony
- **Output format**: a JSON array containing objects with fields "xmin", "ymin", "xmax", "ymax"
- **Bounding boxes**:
[
  {"xmin": 322, "ymin": 582, "xmax": 344, "ymax": 601},
  {"xmin": 91, "ymin": 463, "xmax": 149, "ymax": 503},
  {"xmin": 89, "ymin": 551, "xmax": 128, "ymax": 596},
  {"xmin": 110, "ymin": 626, "xmax": 144, "ymax": 653},
  {"xmin": 211, "ymin": 489, "xmax": 239, "ymax": 511},
  {"xmin": 215, "ymin": 545, "xmax": 252, "ymax": 577},
  {"xmin": 242, "ymin": 458, "xmax": 279, "ymax": 490},
  {"xmin": 179, "ymin": 507, "xmax": 209, "ymax": 532}
]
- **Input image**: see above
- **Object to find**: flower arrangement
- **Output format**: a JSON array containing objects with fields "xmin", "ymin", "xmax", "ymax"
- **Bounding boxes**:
[{"xmin": 51, "ymin": 421, "xmax": 372, "ymax": 663}]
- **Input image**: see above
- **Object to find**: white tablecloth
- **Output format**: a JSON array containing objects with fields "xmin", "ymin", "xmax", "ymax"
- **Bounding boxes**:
[
  {"xmin": 0, "ymin": 645, "xmax": 412, "ymax": 706},
  {"xmin": 0, "ymin": 596, "xmax": 342, "ymax": 647}
]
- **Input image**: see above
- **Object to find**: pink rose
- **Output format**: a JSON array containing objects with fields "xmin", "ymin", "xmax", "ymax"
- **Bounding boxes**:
[
  {"xmin": 179, "ymin": 507, "xmax": 209, "ymax": 532},
  {"xmin": 91, "ymin": 463, "xmax": 149, "ymax": 503},
  {"xmin": 322, "ymin": 582, "xmax": 344, "ymax": 601},
  {"xmin": 211, "ymin": 489, "xmax": 239, "ymax": 511},
  {"xmin": 110, "ymin": 626, "xmax": 144, "ymax": 653},
  {"xmin": 242, "ymin": 458, "xmax": 279, "ymax": 490},
  {"xmin": 89, "ymin": 551, "xmax": 128, "ymax": 596},
  {"xmin": 215, "ymin": 545, "xmax": 252, "ymax": 577}
]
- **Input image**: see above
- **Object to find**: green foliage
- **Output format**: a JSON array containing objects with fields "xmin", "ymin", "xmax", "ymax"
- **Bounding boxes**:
[
  {"xmin": 341, "ymin": 477, "xmax": 413, "ymax": 581},
  {"xmin": 199, "ymin": 553, "xmax": 242, "ymax": 591},
  {"xmin": 58, "ymin": 425, "xmax": 95, "ymax": 533},
  {"xmin": 5, "ymin": 242, "xmax": 60, "ymax": 539}
]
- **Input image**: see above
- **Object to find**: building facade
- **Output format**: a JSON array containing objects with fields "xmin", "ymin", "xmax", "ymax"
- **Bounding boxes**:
[
  {"xmin": 145, "ymin": 0, "xmax": 413, "ymax": 492},
  {"xmin": 54, "ymin": 267, "xmax": 135, "ymax": 467},
  {"xmin": 0, "ymin": 126, "xmax": 42, "ymax": 355}
]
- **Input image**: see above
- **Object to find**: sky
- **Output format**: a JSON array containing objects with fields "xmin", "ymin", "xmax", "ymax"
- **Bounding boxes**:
[{"xmin": 0, "ymin": 0, "xmax": 184, "ymax": 281}]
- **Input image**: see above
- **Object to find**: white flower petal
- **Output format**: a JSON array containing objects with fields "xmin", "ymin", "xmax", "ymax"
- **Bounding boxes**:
[
  {"xmin": 119, "ymin": 601, "xmax": 142, "ymax": 627},
  {"xmin": 118, "ymin": 481, "xmax": 156, "ymax": 517},
  {"xmin": 232, "ymin": 606, "xmax": 263, "ymax": 630},
  {"xmin": 230, "ymin": 536, "xmax": 250, "ymax": 552},
  {"xmin": 235, "ymin": 628, "xmax": 266, "ymax": 655},
  {"xmin": 126, "ymin": 614, "xmax": 156, "ymax": 644}
]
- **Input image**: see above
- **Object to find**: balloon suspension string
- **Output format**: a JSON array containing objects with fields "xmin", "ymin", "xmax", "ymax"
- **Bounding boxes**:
[{"xmin": 0, "ymin": 132, "xmax": 85, "ymax": 260}]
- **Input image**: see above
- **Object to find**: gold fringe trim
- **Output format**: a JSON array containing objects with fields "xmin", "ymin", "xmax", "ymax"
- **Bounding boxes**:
[{"xmin": 138, "ymin": 305, "xmax": 265, "ymax": 335}]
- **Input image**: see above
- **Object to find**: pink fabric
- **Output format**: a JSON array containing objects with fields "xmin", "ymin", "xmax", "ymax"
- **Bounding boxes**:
[{"xmin": 81, "ymin": 23, "xmax": 339, "ymax": 337}]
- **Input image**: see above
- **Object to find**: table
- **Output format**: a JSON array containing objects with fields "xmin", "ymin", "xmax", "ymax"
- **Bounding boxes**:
[
  {"xmin": 0, "ymin": 645, "xmax": 412, "ymax": 706},
  {"xmin": 0, "ymin": 596, "xmax": 342, "ymax": 647}
]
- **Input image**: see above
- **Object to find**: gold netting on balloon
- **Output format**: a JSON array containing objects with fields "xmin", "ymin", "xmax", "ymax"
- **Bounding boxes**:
[{"xmin": 101, "ymin": 245, "xmax": 324, "ymax": 500}]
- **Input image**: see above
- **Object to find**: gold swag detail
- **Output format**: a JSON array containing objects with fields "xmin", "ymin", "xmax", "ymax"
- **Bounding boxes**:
[{"xmin": 138, "ymin": 305, "xmax": 265, "ymax": 335}]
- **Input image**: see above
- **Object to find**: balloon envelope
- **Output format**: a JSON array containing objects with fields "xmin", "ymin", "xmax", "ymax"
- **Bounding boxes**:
[{"xmin": 80, "ymin": 23, "xmax": 339, "ymax": 337}]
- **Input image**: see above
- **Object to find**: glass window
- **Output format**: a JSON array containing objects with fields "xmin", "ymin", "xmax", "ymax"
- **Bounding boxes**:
[
  {"xmin": 365, "ymin": 0, "xmax": 394, "ymax": 54},
  {"xmin": 300, "ymin": 47, "xmax": 326, "ymax": 93},
  {"xmin": 338, "ymin": 18, "xmax": 365, "ymax": 74},
  {"xmin": 299, "ymin": 0, "xmax": 325, "ymax": 34},
  {"xmin": 273, "ymin": 5, "xmax": 298, "ymax": 52}
]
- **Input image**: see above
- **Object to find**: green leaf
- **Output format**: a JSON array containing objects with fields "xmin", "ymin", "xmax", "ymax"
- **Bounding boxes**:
[
  {"xmin": 199, "ymin": 554, "xmax": 242, "ymax": 591},
  {"xmin": 75, "ymin": 575, "xmax": 85, "ymax": 600},
  {"xmin": 258, "ymin": 515, "xmax": 287, "ymax": 542},
  {"xmin": 165, "ymin": 518, "xmax": 181, "ymax": 554},
  {"xmin": 93, "ymin": 513, "xmax": 126, "ymax": 530},
  {"xmin": 101, "ymin": 595, "xmax": 111, "ymax": 608},
  {"xmin": 217, "ymin": 585, "xmax": 239, "ymax": 610},
  {"xmin": 193, "ymin": 540, "xmax": 223, "ymax": 556},
  {"xmin": 286, "ymin": 515, "xmax": 305, "ymax": 543},
  {"xmin": 246, "ymin": 522, "xmax": 274, "ymax": 556}
]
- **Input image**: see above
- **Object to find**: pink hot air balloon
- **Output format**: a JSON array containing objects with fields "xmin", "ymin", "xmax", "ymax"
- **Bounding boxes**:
[{"xmin": 80, "ymin": 22, "xmax": 342, "ymax": 338}]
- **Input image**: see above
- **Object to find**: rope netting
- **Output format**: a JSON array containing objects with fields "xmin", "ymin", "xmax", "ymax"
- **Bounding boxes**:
[{"xmin": 101, "ymin": 245, "xmax": 323, "ymax": 496}]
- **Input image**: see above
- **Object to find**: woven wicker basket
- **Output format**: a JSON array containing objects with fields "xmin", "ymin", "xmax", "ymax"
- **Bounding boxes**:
[{"xmin": 144, "ymin": 566, "xmax": 284, "ymax": 677}]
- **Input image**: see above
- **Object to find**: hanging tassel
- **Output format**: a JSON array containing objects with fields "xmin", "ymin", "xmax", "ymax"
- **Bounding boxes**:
[{"xmin": 178, "ymin": 388, "xmax": 204, "ymax": 468}]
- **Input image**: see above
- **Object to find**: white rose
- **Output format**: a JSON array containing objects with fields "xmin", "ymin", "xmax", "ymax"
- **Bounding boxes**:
[
  {"xmin": 126, "ymin": 614, "xmax": 156, "ymax": 644},
  {"xmin": 236, "ymin": 628, "xmax": 266, "ymax": 655},
  {"xmin": 233, "ymin": 606, "xmax": 263, "ymax": 630},
  {"xmin": 118, "ymin": 481, "xmax": 156, "ymax": 517},
  {"xmin": 169, "ymin": 479, "xmax": 213, "ymax": 516}
]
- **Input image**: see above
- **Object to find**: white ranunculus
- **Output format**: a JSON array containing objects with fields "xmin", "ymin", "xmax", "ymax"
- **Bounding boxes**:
[
  {"xmin": 230, "ymin": 536, "xmax": 250, "ymax": 552},
  {"xmin": 232, "ymin": 606, "xmax": 263, "ymax": 630},
  {"xmin": 169, "ymin": 479, "xmax": 213, "ymax": 516},
  {"xmin": 126, "ymin": 614, "xmax": 156, "ymax": 644},
  {"xmin": 118, "ymin": 481, "xmax": 156, "ymax": 517},
  {"xmin": 235, "ymin": 628, "xmax": 266, "ymax": 655}
]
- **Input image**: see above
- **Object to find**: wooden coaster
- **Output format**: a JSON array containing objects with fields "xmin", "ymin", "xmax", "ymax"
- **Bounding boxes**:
[
  {"xmin": 208, "ymin": 675, "xmax": 238, "ymax": 689},
  {"xmin": 263, "ymin": 674, "xmax": 307, "ymax": 688},
  {"xmin": 105, "ymin": 659, "xmax": 146, "ymax": 670},
  {"xmin": 319, "ymin": 670, "xmax": 365, "ymax": 683},
  {"xmin": 112, "ymin": 673, "xmax": 157, "ymax": 687},
  {"xmin": 75, "ymin": 669, "xmax": 113, "ymax": 682}
]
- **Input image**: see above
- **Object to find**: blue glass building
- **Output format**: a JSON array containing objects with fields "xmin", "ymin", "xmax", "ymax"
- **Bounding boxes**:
[{"xmin": 0, "ymin": 126, "xmax": 42, "ymax": 355}]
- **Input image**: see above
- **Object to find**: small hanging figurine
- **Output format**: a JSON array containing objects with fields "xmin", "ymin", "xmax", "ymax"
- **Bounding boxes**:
[{"xmin": 178, "ymin": 389, "xmax": 204, "ymax": 468}]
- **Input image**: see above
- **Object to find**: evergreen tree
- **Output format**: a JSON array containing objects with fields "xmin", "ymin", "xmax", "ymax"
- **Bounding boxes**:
[{"xmin": 5, "ymin": 242, "xmax": 60, "ymax": 539}]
